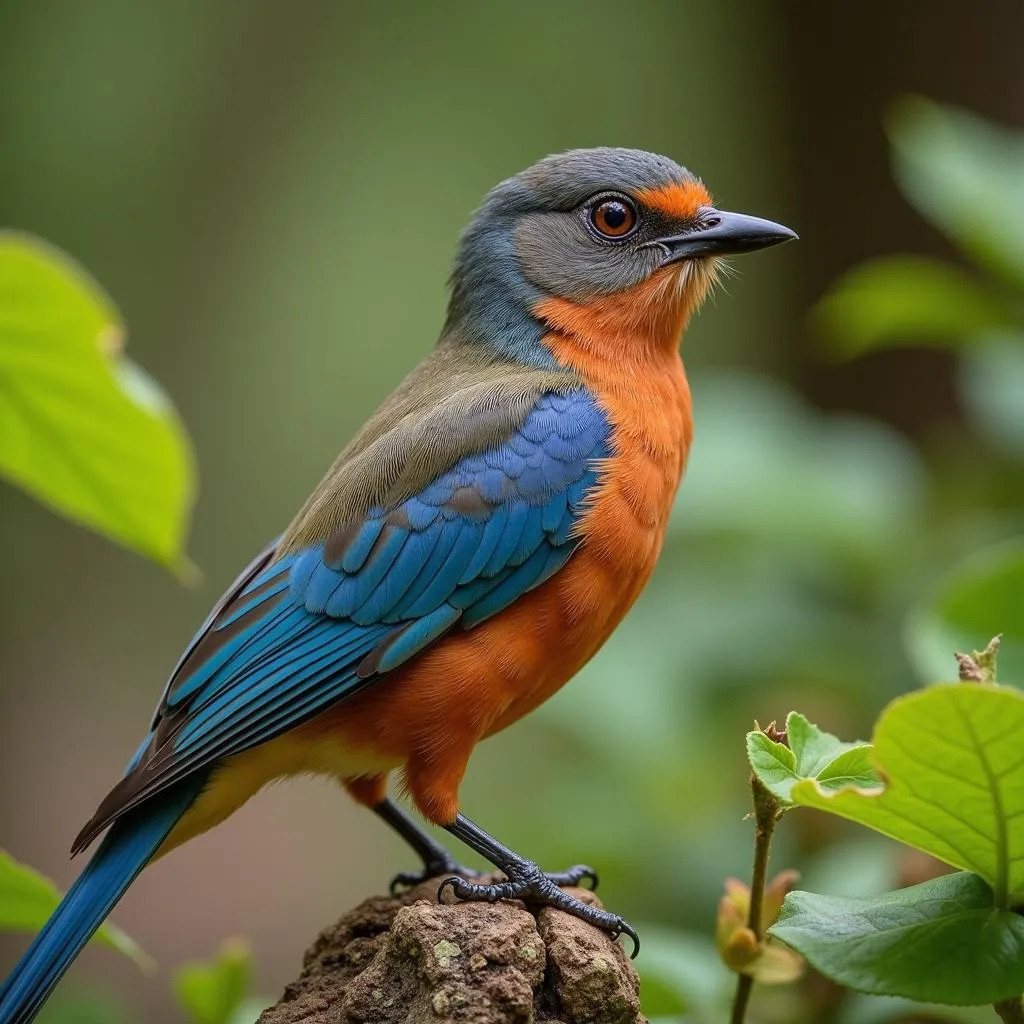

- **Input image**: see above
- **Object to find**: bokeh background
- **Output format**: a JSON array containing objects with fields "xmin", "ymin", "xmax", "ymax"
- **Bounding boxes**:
[{"xmin": 2, "ymin": 2, "xmax": 1023, "ymax": 1021}]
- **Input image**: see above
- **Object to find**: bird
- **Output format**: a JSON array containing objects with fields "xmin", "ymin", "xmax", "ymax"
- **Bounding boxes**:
[{"xmin": 0, "ymin": 147, "xmax": 795, "ymax": 1023}]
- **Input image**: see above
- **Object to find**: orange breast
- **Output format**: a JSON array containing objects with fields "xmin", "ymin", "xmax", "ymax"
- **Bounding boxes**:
[{"xmin": 312, "ymin": 269, "xmax": 696, "ymax": 823}]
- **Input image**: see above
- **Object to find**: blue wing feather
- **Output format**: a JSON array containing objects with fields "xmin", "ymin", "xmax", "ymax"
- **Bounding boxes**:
[{"xmin": 79, "ymin": 388, "xmax": 611, "ymax": 839}]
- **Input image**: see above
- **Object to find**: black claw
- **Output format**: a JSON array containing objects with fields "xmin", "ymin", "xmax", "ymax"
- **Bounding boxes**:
[
  {"xmin": 390, "ymin": 872, "xmax": 418, "ymax": 896},
  {"xmin": 617, "ymin": 919, "xmax": 641, "ymax": 959},
  {"xmin": 545, "ymin": 864, "xmax": 599, "ymax": 890},
  {"xmin": 391, "ymin": 859, "xmax": 481, "ymax": 895},
  {"xmin": 437, "ymin": 857, "xmax": 637, "ymax": 954},
  {"xmin": 437, "ymin": 875, "xmax": 460, "ymax": 903}
]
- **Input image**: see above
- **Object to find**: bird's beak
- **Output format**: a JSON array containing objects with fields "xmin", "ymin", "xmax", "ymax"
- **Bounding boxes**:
[{"xmin": 655, "ymin": 208, "xmax": 797, "ymax": 263}]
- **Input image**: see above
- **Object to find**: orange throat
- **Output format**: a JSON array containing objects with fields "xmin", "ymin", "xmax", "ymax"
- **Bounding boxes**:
[
  {"xmin": 535, "ymin": 261, "xmax": 718, "ymax": 363},
  {"xmin": 535, "ymin": 265, "xmax": 698, "ymax": 576}
]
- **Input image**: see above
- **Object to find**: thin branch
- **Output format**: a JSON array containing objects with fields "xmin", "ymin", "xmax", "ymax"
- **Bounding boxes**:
[
  {"xmin": 995, "ymin": 996, "xmax": 1024, "ymax": 1023},
  {"xmin": 730, "ymin": 771, "xmax": 782, "ymax": 1024}
]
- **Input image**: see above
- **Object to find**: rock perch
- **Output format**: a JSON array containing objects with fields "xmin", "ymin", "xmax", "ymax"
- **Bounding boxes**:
[{"xmin": 258, "ymin": 876, "xmax": 646, "ymax": 1024}]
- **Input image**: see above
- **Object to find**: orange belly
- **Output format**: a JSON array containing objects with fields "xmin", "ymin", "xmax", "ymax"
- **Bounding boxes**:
[{"xmin": 307, "ymin": 286, "xmax": 695, "ymax": 825}]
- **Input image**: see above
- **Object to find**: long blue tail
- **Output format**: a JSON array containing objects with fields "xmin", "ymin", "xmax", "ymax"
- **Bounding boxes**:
[{"xmin": 0, "ymin": 776, "xmax": 204, "ymax": 1024}]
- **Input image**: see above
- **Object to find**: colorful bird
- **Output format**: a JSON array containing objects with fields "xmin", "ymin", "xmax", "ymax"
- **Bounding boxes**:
[{"xmin": 0, "ymin": 147, "xmax": 794, "ymax": 1023}]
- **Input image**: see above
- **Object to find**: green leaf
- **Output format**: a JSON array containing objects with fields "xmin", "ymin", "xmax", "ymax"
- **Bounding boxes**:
[
  {"xmin": 888, "ymin": 96, "xmax": 1024, "ymax": 284},
  {"xmin": 791, "ymin": 685, "xmax": 1024, "ymax": 905},
  {"xmin": 906, "ymin": 538, "xmax": 1024, "ymax": 686},
  {"xmin": 959, "ymin": 333, "xmax": 1024, "ymax": 458},
  {"xmin": 747, "ymin": 712, "xmax": 878, "ymax": 804},
  {"xmin": 813, "ymin": 256, "xmax": 1011, "ymax": 358},
  {"xmin": 770, "ymin": 872, "xmax": 1024, "ymax": 1005},
  {"xmin": 0, "ymin": 849, "xmax": 152, "ymax": 971},
  {"xmin": 0, "ymin": 232, "xmax": 195, "ymax": 570},
  {"xmin": 174, "ymin": 939, "xmax": 253, "ymax": 1024}
]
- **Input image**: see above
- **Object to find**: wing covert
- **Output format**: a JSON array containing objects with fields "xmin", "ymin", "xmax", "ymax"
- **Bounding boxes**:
[{"xmin": 74, "ymin": 389, "xmax": 610, "ymax": 850}]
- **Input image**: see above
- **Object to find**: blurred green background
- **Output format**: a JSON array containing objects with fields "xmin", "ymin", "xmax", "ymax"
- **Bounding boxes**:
[{"xmin": 2, "ymin": 1, "xmax": 1023, "ymax": 1021}]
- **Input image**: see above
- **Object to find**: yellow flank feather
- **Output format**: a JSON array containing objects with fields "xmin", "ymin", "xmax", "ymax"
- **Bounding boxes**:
[{"xmin": 156, "ymin": 732, "xmax": 400, "ymax": 856}]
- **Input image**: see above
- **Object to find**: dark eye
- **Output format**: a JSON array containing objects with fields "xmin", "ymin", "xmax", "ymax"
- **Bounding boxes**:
[{"xmin": 590, "ymin": 198, "xmax": 637, "ymax": 239}]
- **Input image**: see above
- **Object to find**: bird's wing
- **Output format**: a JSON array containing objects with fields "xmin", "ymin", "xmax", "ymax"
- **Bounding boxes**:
[{"xmin": 74, "ymin": 383, "xmax": 610, "ymax": 851}]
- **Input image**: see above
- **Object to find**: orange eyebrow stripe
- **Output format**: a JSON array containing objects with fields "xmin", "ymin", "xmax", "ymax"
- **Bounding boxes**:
[{"xmin": 636, "ymin": 181, "xmax": 712, "ymax": 220}]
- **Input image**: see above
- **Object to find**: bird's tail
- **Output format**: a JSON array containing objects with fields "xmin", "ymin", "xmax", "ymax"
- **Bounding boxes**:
[{"xmin": 0, "ymin": 777, "xmax": 203, "ymax": 1024}]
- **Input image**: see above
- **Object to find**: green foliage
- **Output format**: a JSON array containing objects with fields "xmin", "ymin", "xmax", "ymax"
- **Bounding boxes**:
[
  {"xmin": 37, "ymin": 987, "xmax": 128, "ymax": 1024},
  {"xmin": 791, "ymin": 684, "xmax": 1024, "ymax": 906},
  {"xmin": 813, "ymin": 256, "xmax": 1011, "ymax": 358},
  {"xmin": 772, "ymin": 872, "xmax": 1024, "ymax": 1005},
  {"xmin": 636, "ymin": 925, "xmax": 732, "ymax": 1020},
  {"xmin": 0, "ymin": 849, "xmax": 152, "ymax": 972},
  {"xmin": 907, "ymin": 539, "xmax": 1024, "ymax": 685},
  {"xmin": 746, "ymin": 712, "xmax": 877, "ymax": 804},
  {"xmin": 0, "ymin": 233, "xmax": 194, "ymax": 570},
  {"xmin": 748, "ymin": 680, "xmax": 1024, "ymax": 1009},
  {"xmin": 960, "ymin": 336, "xmax": 1024, "ymax": 458},
  {"xmin": 814, "ymin": 97, "xmax": 1024, "ymax": 381},
  {"xmin": 888, "ymin": 96, "xmax": 1024, "ymax": 284},
  {"xmin": 173, "ymin": 939, "xmax": 262, "ymax": 1024},
  {"xmin": 766, "ymin": 104, "xmax": 1024, "ymax": 1015}
]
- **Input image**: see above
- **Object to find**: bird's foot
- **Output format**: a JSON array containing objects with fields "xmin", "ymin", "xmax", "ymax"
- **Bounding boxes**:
[
  {"xmin": 389, "ymin": 855, "xmax": 482, "ymax": 895},
  {"xmin": 540, "ymin": 863, "xmax": 599, "ymax": 889},
  {"xmin": 438, "ymin": 860, "xmax": 636, "ymax": 957}
]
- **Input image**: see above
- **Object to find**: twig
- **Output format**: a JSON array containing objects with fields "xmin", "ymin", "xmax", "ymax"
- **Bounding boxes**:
[
  {"xmin": 995, "ymin": 996, "xmax": 1024, "ymax": 1023},
  {"xmin": 955, "ymin": 637, "xmax": 1019, "ymax": 1021},
  {"xmin": 730, "ymin": 770, "xmax": 782, "ymax": 1024}
]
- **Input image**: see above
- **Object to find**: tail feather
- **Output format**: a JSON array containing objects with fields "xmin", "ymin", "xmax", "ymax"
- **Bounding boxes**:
[{"xmin": 0, "ymin": 776, "xmax": 204, "ymax": 1024}]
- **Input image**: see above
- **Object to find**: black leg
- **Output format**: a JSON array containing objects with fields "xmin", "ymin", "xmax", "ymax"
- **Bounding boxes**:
[
  {"xmin": 440, "ymin": 813, "xmax": 637, "ymax": 957},
  {"xmin": 373, "ymin": 798, "xmax": 481, "ymax": 894}
]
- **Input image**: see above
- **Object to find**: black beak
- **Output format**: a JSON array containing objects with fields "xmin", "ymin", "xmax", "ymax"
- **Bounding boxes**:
[{"xmin": 655, "ymin": 208, "xmax": 797, "ymax": 263}]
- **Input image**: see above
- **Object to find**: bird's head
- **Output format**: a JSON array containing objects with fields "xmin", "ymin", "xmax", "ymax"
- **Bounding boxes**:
[{"xmin": 446, "ymin": 147, "xmax": 795, "ymax": 365}]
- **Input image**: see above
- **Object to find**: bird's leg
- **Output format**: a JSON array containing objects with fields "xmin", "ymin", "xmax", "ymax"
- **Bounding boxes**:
[
  {"xmin": 440, "ymin": 813, "xmax": 637, "ymax": 957},
  {"xmin": 372, "ymin": 797, "xmax": 482, "ymax": 894}
]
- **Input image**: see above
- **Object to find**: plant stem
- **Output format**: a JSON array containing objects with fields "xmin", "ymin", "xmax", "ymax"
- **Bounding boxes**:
[
  {"xmin": 995, "ymin": 996, "xmax": 1024, "ymax": 1023},
  {"xmin": 730, "ymin": 772, "xmax": 782, "ymax": 1024}
]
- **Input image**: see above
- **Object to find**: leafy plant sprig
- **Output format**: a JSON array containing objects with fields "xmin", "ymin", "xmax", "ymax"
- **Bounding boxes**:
[{"xmin": 726, "ymin": 637, "xmax": 1024, "ymax": 1023}]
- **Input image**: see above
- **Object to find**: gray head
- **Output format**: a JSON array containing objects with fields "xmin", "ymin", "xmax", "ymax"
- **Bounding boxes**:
[{"xmin": 445, "ymin": 147, "xmax": 795, "ymax": 365}]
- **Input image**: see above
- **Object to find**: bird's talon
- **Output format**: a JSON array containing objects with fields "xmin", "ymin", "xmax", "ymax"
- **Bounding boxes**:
[
  {"xmin": 545, "ymin": 863, "xmax": 599, "ymax": 890},
  {"xmin": 437, "ymin": 875, "xmax": 462, "ymax": 903},
  {"xmin": 440, "ymin": 858, "xmax": 636, "ymax": 951},
  {"xmin": 615, "ymin": 918, "xmax": 641, "ymax": 959},
  {"xmin": 389, "ymin": 872, "xmax": 419, "ymax": 896},
  {"xmin": 391, "ymin": 859, "xmax": 481, "ymax": 895}
]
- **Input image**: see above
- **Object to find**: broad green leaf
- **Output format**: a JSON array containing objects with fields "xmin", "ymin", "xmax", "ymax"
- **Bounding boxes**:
[
  {"xmin": 791, "ymin": 685, "xmax": 1024, "ymax": 905},
  {"xmin": 0, "ymin": 849, "xmax": 152, "ymax": 971},
  {"xmin": 813, "ymin": 256, "xmax": 1011, "ymax": 358},
  {"xmin": 747, "ymin": 712, "xmax": 877, "ymax": 804},
  {"xmin": 905, "ymin": 538, "xmax": 1024, "ymax": 686},
  {"xmin": 771, "ymin": 872, "xmax": 1024, "ymax": 1005},
  {"xmin": 0, "ymin": 233, "xmax": 195, "ymax": 569},
  {"xmin": 174, "ymin": 939, "xmax": 252, "ymax": 1024},
  {"xmin": 960, "ymin": 333, "xmax": 1024, "ymax": 458},
  {"xmin": 888, "ymin": 96, "xmax": 1024, "ymax": 284}
]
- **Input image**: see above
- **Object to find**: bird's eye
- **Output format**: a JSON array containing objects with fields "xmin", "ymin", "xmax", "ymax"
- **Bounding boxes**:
[{"xmin": 590, "ymin": 198, "xmax": 637, "ymax": 239}]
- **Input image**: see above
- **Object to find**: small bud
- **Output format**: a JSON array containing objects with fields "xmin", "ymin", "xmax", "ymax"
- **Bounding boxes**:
[
  {"xmin": 762, "ymin": 869, "xmax": 800, "ymax": 928},
  {"xmin": 955, "ymin": 635, "xmax": 1001, "ymax": 684}
]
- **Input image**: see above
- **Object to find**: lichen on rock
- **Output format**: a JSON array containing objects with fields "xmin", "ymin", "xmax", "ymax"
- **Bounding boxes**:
[{"xmin": 258, "ymin": 876, "xmax": 645, "ymax": 1024}]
